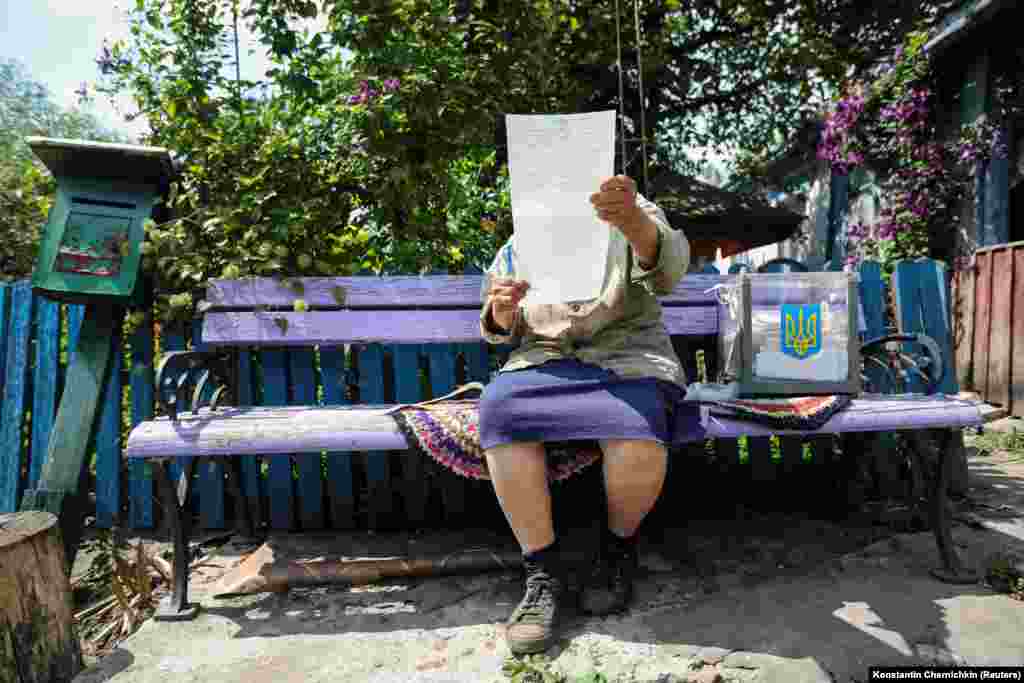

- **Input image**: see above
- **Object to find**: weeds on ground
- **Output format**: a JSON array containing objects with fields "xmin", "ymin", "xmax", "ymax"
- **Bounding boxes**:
[
  {"xmin": 966, "ymin": 428, "xmax": 1024, "ymax": 462},
  {"xmin": 73, "ymin": 528, "xmax": 167, "ymax": 657},
  {"xmin": 985, "ymin": 552, "xmax": 1024, "ymax": 601},
  {"xmin": 502, "ymin": 654, "xmax": 610, "ymax": 683}
]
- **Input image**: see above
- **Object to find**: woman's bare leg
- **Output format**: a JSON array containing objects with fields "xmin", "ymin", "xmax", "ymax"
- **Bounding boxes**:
[
  {"xmin": 600, "ymin": 439, "xmax": 668, "ymax": 536},
  {"xmin": 580, "ymin": 439, "xmax": 668, "ymax": 616},
  {"xmin": 484, "ymin": 441, "xmax": 553, "ymax": 553},
  {"xmin": 486, "ymin": 441, "xmax": 562, "ymax": 655}
]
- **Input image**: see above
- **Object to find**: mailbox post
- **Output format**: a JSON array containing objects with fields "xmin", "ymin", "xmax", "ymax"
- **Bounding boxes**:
[{"xmin": 20, "ymin": 137, "xmax": 174, "ymax": 572}]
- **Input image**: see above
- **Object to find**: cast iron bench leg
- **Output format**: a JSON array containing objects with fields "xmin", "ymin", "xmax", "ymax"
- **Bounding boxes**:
[
  {"xmin": 908, "ymin": 429, "xmax": 980, "ymax": 584},
  {"xmin": 221, "ymin": 456, "xmax": 259, "ymax": 541},
  {"xmin": 153, "ymin": 458, "xmax": 201, "ymax": 620}
]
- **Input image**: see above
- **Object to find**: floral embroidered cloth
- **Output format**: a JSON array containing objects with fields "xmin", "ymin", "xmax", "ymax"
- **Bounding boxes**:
[
  {"xmin": 390, "ymin": 399, "xmax": 602, "ymax": 482},
  {"xmin": 707, "ymin": 395, "xmax": 852, "ymax": 431}
]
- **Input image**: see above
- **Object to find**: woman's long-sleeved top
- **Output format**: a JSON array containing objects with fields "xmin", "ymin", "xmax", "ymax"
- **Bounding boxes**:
[{"xmin": 479, "ymin": 194, "xmax": 691, "ymax": 387}]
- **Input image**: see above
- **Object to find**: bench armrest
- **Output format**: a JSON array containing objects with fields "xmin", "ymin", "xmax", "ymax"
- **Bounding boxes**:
[
  {"xmin": 860, "ymin": 333, "xmax": 945, "ymax": 395},
  {"xmin": 156, "ymin": 350, "xmax": 236, "ymax": 420}
]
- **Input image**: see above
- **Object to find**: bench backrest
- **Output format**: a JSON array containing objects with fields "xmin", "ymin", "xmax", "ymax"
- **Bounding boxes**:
[
  {"xmin": 197, "ymin": 257, "xmax": 958, "ymax": 394},
  {"xmin": 201, "ymin": 274, "xmax": 727, "ymax": 346}
]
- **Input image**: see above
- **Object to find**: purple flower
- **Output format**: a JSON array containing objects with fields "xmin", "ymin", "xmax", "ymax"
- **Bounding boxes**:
[
  {"xmin": 383, "ymin": 78, "xmax": 400, "ymax": 92},
  {"xmin": 894, "ymin": 46, "xmax": 904, "ymax": 62}
]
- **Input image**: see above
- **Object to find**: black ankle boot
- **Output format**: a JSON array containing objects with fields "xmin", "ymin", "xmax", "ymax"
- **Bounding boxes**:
[{"xmin": 580, "ymin": 530, "xmax": 638, "ymax": 616}]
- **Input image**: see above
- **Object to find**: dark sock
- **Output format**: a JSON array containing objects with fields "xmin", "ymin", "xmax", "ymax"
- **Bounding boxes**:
[
  {"xmin": 604, "ymin": 527, "xmax": 638, "ymax": 554},
  {"xmin": 523, "ymin": 538, "xmax": 561, "ymax": 568}
]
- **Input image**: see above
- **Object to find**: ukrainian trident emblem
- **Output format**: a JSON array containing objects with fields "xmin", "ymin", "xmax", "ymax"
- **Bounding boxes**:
[{"xmin": 780, "ymin": 304, "xmax": 822, "ymax": 359}]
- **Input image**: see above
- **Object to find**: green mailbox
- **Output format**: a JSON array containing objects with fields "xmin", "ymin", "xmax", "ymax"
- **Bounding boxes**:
[{"xmin": 29, "ymin": 137, "xmax": 174, "ymax": 304}]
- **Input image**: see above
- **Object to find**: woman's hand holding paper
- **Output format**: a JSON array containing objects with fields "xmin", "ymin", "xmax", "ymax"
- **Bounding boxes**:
[{"xmin": 590, "ymin": 175, "xmax": 659, "ymax": 268}]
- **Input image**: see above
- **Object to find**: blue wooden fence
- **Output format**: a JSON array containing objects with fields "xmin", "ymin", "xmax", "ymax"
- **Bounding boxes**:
[{"xmin": 0, "ymin": 259, "xmax": 959, "ymax": 532}]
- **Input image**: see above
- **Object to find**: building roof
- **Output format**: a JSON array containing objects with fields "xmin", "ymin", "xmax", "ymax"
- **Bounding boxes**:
[
  {"xmin": 647, "ymin": 168, "xmax": 805, "ymax": 259},
  {"xmin": 923, "ymin": 0, "xmax": 1015, "ymax": 56}
]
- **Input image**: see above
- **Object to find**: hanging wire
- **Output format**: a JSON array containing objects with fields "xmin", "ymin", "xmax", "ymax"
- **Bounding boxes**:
[
  {"xmin": 613, "ymin": 0, "xmax": 629, "ymax": 177},
  {"xmin": 632, "ymin": 0, "xmax": 649, "ymax": 196},
  {"xmin": 613, "ymin": 0, "xmax": 650, "ymax": 195}
]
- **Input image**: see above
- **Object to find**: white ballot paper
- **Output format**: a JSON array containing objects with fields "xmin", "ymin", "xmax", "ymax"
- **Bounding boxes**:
[{"xmin": 506, "ymin": 111, "xmax": 616, "ymax": 304}]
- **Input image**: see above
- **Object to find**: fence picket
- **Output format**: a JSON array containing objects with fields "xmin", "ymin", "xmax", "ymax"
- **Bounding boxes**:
[
  {"xmin": 319, "ymin": 346, "xmax": 355, "ymax": 529},
  {"xmin": 234, "ymin": 351, "xmax": 264, "ymax": 532},
  {"xmin": 129, "ymin": 310, "xmax": 155, "ymax": 529},
  {"xmin": 289, "ymin": 349, "xmax": 324, "ymax": 530},
  {"xmin": 0, "ymin": 282, "xmax": 33, "ymax": 512},
  {"xmin": 67, "ymin": 305, "xmax": 85, "ymax": 357},
  {"xmin": 192, "ymin": 320, "xmax": 225, "ymax": 530},
  {"xmin": 893, "ymin": 260, "xmax": 958, "ymax": 395},
  {"xmin": 29, "ymin": 298, "xmax": 61, "ymax": 490},
  {"xmin": 355, "ymin": 344, "xmax": 392, "ymax": 530},
  {"xmin": 392, "ymin": 345, "xmax": 427, "ymax": 527},
  {"xmin": 858, "ymin": 261, "xmax": 889, "ymax": 390},
  {"xmin": 95, "ymin": 322, "xmax": 123, "ymax": 528},
  {"xmin": 260, "ymin": 349, "xmax": 295, "ymax": 530},
  {"xmin": 426, "ymin": 344, "xmax": 465, "ymax": 523},
  {"xmin": 0, "ymin": 284, "xmax": 9, "ymax": 401}
]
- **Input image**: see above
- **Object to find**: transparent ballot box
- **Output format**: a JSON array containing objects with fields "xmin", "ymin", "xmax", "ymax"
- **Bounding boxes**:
[{"xmin": 716, "ymin": 272, "xmax": 861, "ymax": 396}]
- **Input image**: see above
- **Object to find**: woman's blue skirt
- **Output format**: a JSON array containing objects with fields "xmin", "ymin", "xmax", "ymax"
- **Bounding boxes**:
[{"xmin": 478, "ymin": 358, "xmax": 687, "ymax": 450}]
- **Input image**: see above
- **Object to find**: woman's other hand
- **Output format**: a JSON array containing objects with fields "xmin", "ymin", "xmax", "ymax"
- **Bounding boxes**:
[{"xmin": 489, "ymin": 278, "xmax": 530, "ymax": 331}]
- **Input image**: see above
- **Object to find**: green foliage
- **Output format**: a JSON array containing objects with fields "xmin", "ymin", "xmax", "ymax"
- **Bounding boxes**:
[
  {"xmin": 0, "ymin": 159, "xmax": 54, "ymax": 281},
  {"xmin": 966, "ymin": 429, "xmax": 1024, "ymax": 462},
  {"xmin": 501, "ymin": 655, "xmax": 613, "ymax": 683},
  {"xmin": 0, "ymin": 58, "xmax": 128, "ymax": 280},
  {"xmin": 81, "ymin": 0, "xmax": 969, "ymax": 320},
  {"xmin": 502, "ymin": 654, "xmax": 565, "ymax": 683}
]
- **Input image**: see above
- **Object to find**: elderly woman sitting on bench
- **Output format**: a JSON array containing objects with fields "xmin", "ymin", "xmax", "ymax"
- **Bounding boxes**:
[{"xmin": 479, "ymin": 174, "xmax": 690, "ymax": 654}]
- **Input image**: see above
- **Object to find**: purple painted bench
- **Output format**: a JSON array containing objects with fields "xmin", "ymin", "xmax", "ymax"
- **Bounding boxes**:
[{"xmin": 125, "ymin": 269, "xmax": 1000, "ymax": 620}]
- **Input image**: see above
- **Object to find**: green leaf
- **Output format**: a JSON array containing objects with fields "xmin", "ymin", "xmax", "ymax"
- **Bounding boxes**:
[{"xmin": 273, "ymin": 317, "xmax": 289, "ymax": 334}]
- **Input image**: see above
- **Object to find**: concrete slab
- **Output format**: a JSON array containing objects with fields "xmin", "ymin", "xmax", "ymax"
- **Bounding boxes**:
[{"xmin": 72, "ymin": 456, "xmax": 1024, "ymax": 683}]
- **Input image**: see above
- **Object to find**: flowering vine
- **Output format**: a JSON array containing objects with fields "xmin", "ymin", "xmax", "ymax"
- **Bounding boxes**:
[{"xmin": 816, "ymin": 31, "xmax": 1018, "ymax": 271}]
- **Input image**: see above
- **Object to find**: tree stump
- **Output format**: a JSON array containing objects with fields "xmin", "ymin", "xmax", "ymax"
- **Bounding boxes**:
[{"xmin": 0, "ymin": 511, "xmax": 83, "ymax": 683}]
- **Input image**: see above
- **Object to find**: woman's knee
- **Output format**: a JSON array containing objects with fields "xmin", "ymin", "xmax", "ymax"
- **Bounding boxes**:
[
  {"xmin": 599, "ymin": 439, "xmax": 667, "ymax": 461},
  {"xmin": 485, "ymin": 441, "xmax": 546, "ymax": 461}
]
